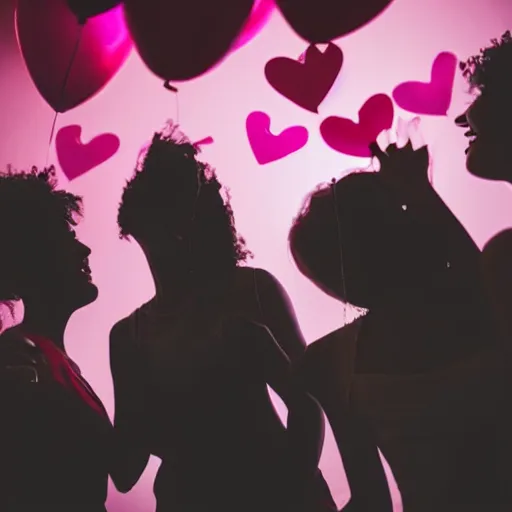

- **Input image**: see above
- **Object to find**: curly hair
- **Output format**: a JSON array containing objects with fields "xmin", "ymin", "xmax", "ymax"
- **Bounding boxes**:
[
  {"xmin": 118, "ymin": 124, "xmax": 250, "ymax": 276},
  {"xmin": 460, "ymin": 31, "xmax": 512, "ymax": 99},
  {"xmin": 0, "ymin": 165, "xmax": 82, "ymax": 303}
]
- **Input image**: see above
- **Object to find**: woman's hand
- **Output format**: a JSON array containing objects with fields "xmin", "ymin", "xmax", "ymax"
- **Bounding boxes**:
[{"xmin": 369, "ymin": 117, "xmax": 432, "ymax": 198}]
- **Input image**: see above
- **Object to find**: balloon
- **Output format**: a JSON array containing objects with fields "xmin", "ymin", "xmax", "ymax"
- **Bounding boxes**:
[
  {"xmin": 123, "ymin": 0, "xmax": 255, "ymax": 81},
  {"xmin": 66, "ymin": 0, "xmax": 122, "ymax": 23},
  {"xmin": 231, "ymin": 0, "xmax": 274, "ymax": 52},
  {"xmin": 276, "ymin": 0, "xmax": 395, "ymax": 42},
  {"xmin": 15, "ymin": 0, "xmax": 132, "ymax": 113}
]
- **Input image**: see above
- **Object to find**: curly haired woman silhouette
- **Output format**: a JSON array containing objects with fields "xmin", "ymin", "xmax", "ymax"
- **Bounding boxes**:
[
  {"xmin": 109, "ymin": 124, "xmax": 335, "ymax": 512},
  {"xmin": 290, "ymin": 123, "xmax": 508, "ymax": 511},
  {"xmin": 0, "ymin": 166, "xmax": 110, "ymax": 511}
]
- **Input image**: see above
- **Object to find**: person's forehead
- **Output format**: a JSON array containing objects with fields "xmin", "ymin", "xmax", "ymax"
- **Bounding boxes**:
[{"xmin": 34, "ymin": 216, "xmax": 74, "ymax": 237}]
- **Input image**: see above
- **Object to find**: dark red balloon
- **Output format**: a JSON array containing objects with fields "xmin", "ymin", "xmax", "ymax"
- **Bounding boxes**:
[
  {"xmin": 15, "ymin": 0, "xmax": 132, "ymax": 113},
  {"xmin": 276, "ymin": 0, "xmax": 394, "ymax": 43},
  {"xmin": 123, "ymin": 0, "xmax": 255, "ymax": 81},
  {"xmin": 67, "ymin": 0, "xmax": 121, "ymax": 23}
]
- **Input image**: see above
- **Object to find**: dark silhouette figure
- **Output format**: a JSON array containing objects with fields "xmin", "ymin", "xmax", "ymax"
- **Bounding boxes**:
[
  {"xmin": 289, "ymin": 135, "xmax": 508, "ymax": 511},
  {"xmin": 457, "ymin": 34, "xmax": 512, "ymax": 499},
  {"xmin": 457, "ymin": 31, "xmax": 512, "ymax": 183},
  {"xmin": 0, "ymin": 166, "xmax": 111, "ymax": 511},
  {"xmin": 109, "ymin": 125, "xmax": 335, "ymax": 511},
  {"xmin": 457, "ymin": 32, "xmax": 512, "ymax": 342}
]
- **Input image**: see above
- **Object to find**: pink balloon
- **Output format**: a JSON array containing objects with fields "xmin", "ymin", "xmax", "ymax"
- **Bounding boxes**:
[
  {"xmin": 231, "ymin": 0, "xmax": 274, "ymax": 52},
  {"xmin": 15, "ymin": 0, "xmax": 132, "ymax": 113},
  {"xmin": 246, "ymin": 111, "xmax": 308, "ymax": 165}
]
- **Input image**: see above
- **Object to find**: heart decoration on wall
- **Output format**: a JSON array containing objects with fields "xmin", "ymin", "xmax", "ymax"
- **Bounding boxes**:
[
  {"xmin": 320, "ymin": 94, "xmax": 394, "ymax": 157},
  {"xmin": 392, "ymin": 52, "xmax": 457, "ymax": 116},
  {"xmin": 246, "ymin": 111, "xmax": 309, "ymax": 164},
  {"xmin": 56, "ymin": 125, "xmax": 120, "ymax": 180},
  {"xmin": 265, "ymin": 43, "xmax": 343, "ymax": 113}
]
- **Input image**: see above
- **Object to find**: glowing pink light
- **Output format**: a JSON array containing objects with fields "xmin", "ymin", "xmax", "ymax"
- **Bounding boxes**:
[
  {"xmin": 231, "ymin": 0, "xmax": 275, "ymax": 52},
  {"xmin": 88, "ymin": 5, "xmax": 131, "ymax": 52}
]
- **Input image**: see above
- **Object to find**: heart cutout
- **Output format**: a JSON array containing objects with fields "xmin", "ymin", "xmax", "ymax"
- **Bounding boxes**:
[
  {"xmin": 56, "ymin": 125, "xmax": 120, "ymax": 180},
  {"xmin": 392, "ymin": 52, "xmax": 457, "ymax": 116},
  {"xmin": 320, "ymin": 94, "xmax": 394, "ymax": 157},
  {"xmin": 265, "ymin": 43, "xmax": 343, "ymax": 113},
  {"xmin": 246, "ymin": 111, "xmax": 308, "ymax": 165}
]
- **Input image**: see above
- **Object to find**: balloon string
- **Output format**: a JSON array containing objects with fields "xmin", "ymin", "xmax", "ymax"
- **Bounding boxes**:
[
  {"xmin": 331, "ymin": 178, "xmax": 347, "ymax": 326},
  {"xmin": 46, "ymin": 112, "xmax": 59, "ymax": 166},
  {"xmin": 164, "ymin": 81, "xmax": 180, "ymax": 124},
  {"xmin": 46, "ymin": 23, "xmax": 84, "ymax": 166}
]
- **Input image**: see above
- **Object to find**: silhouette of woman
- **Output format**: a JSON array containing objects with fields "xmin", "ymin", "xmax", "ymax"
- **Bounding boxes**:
[
  {"xmin": 289, "ymin": 127, "xmax": 508, "ymax": 511},
  {"xmin": 0, "ymin": 166, "xmax": 111, "ymax": 511},
  {"xmin": 456, "ymin": 32, "xmax": 512, "ymax": 341},
  {"xmin": 456, "ymin": 31, "xmax": 512, "ymax": 183},
  {"xmin": 456, "ymin": 34, "xmax": 512, "ymax": 501},
  {"xmin": 109, "ymin": 125, "xmax": 335, "ymax": 511}
]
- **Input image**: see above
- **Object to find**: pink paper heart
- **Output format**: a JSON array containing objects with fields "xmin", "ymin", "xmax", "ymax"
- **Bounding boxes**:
[
  {"xmin": 56, "ymin": 125, "xmax": 120, "ymax": 180},
  {"xmin": 246, "ymin": 111, "xmax": 308, "ymax": 164},
  {"xmin": 392, "ymin": 52, "xmax": 457, "ymax": 116},
  {"xmin": 265, "ymin": 43, "xmax": 343, "ymax": 113},
  {"xmin": 320, "ymin": 94, "xmax": 394, "ymax": 157}
]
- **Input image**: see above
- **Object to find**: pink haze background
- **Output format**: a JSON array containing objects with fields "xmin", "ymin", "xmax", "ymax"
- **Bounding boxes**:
[{"xmin": 0, "ymin": 0, "xmax": 512, "ymax": 510}]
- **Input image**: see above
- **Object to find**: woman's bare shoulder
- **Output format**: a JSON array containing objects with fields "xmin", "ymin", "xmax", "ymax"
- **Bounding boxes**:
[
  {"xmin": 230, "ymin": 266, "xmax": 260, "ymax": 302},
  {"xmin": 231, "ymin": 266, "xmax": 286, "ymax": 301}
]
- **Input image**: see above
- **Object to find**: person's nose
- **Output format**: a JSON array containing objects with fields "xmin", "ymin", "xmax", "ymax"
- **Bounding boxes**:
[{"xmin": 454, "ymin": 112, "xmax": 469, "ymax": 127}]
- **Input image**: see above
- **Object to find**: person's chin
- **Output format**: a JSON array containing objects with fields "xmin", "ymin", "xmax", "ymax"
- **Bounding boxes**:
[
  {"xmin": 466, "ymin": 144, "xmax": 506, "ymax": 182},
  {"xmin": 77, "ymin": 282, "xmax": 99, "ymax": 309}
]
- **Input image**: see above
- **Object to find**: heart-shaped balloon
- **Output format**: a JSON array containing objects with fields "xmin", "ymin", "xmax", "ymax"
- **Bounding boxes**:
[
  {"xmin": 56, "ymin": 125, "xmax": 120, "ymax": 180},
  {"xmin": 265, "ymin": 43, "xmax": 343, "ymax": 113},
  {"xmin": 15, "ymin": 0, "xmax": 132, "ymax": 113},
  {"xmin": 246, "ymin": 111, "xmax": 308, "ymax": 164},
  {"xmin": 321, "ymin": 94, "xmax": 394, "ymax": 157},
  {"xmin": 276, "ymin": 0, "xmax": 394, "ymax": 43},
  {"xmin": 124, "ymin": 0, "xmax": 254, "ymax": 81}
]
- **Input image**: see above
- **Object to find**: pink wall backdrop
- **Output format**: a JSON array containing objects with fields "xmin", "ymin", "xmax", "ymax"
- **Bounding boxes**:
[{"xmin": 1, "ymin": 0, "xmax": 511, "ymax": 510}]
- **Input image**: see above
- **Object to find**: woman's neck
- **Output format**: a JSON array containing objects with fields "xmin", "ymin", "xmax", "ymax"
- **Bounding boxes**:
[{"xmin": 21, "ymin": 305, "xmax": 70, "ymax": 352}]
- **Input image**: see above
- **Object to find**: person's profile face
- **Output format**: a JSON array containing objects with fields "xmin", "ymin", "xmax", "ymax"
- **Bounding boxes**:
[
  {"xmin": 458, "ymin": 94, "xmax": 510, "ymax": 181},
  {"xmin": 24, "ymin": 220, "xmax": 98, "ymax": 311}
]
